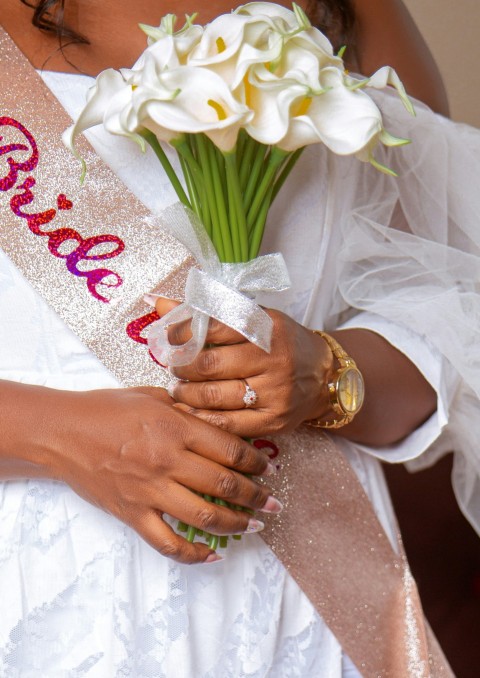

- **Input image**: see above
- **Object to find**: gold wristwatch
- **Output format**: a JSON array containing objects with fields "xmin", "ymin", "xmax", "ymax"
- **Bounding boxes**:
[{"xmin": 307, "ymin": 330, "xmax": 365, "ymax": 429}]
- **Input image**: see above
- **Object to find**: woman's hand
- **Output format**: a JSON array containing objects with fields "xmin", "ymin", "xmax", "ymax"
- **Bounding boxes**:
[
  {"xmin": 155, "ymin": 299, "xmax": 333, "ymax": 438},
  {"xmin": 155, "ymin": 298, "xmax": 437, "ymax": 446},
  {"xmin": 0, "ymin": 380, "xmax": 279, "ymax": 564}
]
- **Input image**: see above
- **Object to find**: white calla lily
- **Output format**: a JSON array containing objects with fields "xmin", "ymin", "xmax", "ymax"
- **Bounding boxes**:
[
  {"xmin": 129, "ymin": 36, "xmax": 183, "ymax": 73},
  {"xmin": 132, "ymin": 64, "xmax": 253, "ymax": 151},
  {"xmin": 364, "ymin": 65, "xmax": 416, "ymax": 116},
  {"xmin": 289, "ymin": 67, "xmax": 385, "ymax": 154},
  {"xmin": 62, "ymin": 69, "xmax": 144, "ymax": 180},
  {"xmin": 242, "ymin": 43, "xmax": 329, "ymax": 145},
  {"xmin": 188, "ymin": 13, "xmax": 285, "ymax": 89},
  {"xmin": 237, "ymin": 2, "xmax": 335, "ymax": 57},
  {"xmin": 244, "ymin": 79, "xmax": 311, "ymax": 146},
  {"xmin": 246, "ymin": 63, "xmax": 386, "ymax": 154},
  {"xmin": 188, "ymin": 2, "xmax": 336, "ymax": 92},
  {"xmin": 248, "ymin": 38, "xmax": 337, "ymax": 92},
  {"xmin": 234, "ymin": 2, "xmax": 298, "ymax": 29},
  {"xmin": 138, "ymin": 14, "xmax": 203, "ymax": 64}
]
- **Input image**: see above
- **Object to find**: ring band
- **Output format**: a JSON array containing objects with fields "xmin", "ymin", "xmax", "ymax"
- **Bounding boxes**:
[{"xmin": 242, "ymin": 379, "xmax": 257, "ymax": 408}]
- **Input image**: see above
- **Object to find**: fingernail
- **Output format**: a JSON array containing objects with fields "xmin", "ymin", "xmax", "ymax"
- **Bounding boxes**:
[
  {"xmin": 204, "ymin": 553, "xmax": 224, "ymax": 564},
  {"xmin": 143, "ymin": 293, "xmax": 160, "ymax": 307},
  {"xmin": 260, "ymin": 496, "xmax": 283, "ymax": 514},
  {"xmin": 244, "ymin": 518, "xmax": 265, "ymax": 534},
  {"xmin": 262, "ymin": 462, "xmax": 278, "ymax": 477}
]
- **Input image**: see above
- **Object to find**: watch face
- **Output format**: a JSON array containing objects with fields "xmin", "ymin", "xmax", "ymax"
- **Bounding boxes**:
[{"xmin": 337, "ymin": 367, "xmax": 365, "ymax": 414}]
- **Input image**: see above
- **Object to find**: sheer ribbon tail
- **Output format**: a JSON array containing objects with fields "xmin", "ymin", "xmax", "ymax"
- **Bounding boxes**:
[{"xmin": 147, "ymin": 204, "xmax": 291, "ymax": 366}]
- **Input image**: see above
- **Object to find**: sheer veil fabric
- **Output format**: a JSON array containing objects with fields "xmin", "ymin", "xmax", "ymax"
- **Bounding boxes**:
[{"xmin": 336, "ymin": 88, "xmax": 480, "ymax": 535}]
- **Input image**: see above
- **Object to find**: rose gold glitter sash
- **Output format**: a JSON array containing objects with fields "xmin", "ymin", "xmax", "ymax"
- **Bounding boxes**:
[{"xmin": 0, "ymin": 29, "xmax": 453, "ymax": 677}]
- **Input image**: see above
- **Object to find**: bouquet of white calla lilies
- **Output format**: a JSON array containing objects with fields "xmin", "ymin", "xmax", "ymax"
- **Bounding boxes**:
[
  {"xmin": 65, "ymin": 2, "xmax": 414, "ymax": 225},
  {"xmin": 64, "ymin": 1, "xmax": 415, "ymax": 549}
]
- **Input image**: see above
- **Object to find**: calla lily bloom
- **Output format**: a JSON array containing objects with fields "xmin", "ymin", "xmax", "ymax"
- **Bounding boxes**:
[
  {"xmin": 245, "ymin": 62, "xmax": 395, "ymax": 158},
  {"xmin": 236, "ymin": 1, "xmax": 335, "ymax": 57},
  {"xmin": 363, "ymin": 65, "xmax": 416, "ymax": 116},
  {"xmin": 187, "ymin": 13, "xmax": 285, "ymax": 90},
  {"xmin": 131, "ymin": 63, "xmax": 253, "ymax": 151},
  {"xmin": 62, "ymin": 69, "xmax": 145, "ymax": 179},
  {"xmin": 138, "ymin": 13, "xmax": 203, "ymax": 65},
  {"xmin": 234, "ymin": 2, "xmax": 299, "ymax": 30}
]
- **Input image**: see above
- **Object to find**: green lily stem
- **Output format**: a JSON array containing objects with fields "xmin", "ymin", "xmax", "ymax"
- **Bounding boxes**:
[
  {"xmin": 205, "ymin": 136, "xmax": 235, "ymax": 262},
  {"xmin": 172, "ymin": 137, "xmax": 205, "ymax": 201},
  {"xmin": 180, "ymin": 154, "xmax": 213, "ymax": 239},
  {"xmin": 179, "ymin": 155, "xmax": 201, "ymax": 218},
  {"xmin": 271, "ymin": 147, "xmax": 304, "ymax": 202},
  {"xmin": 247, "ymin": 147, "xmax": 289, "ymax": 231},
  {"xmin": 142, "ymin": 131, "xmax": 191, "ymax": 209},
  {"xmin": 239, "ymin": 134, "xmax": 258, "ymax": 193},
  {"xmin": 226, "ymin": 169, "xmax": 241, "ymax": 261},
  {"xmin": 243, "ymin": 142, "xmax": 269, "ymax": 216},
  {"xmin": 225, "ymin": 151, "xmax": 249, "ymax": 262},
  {"xmin": 186, "ymin": 524, "xmax": 197, "ymax": 543},
  {"xmin": 215, "ymin": 147, "xmax": 228, "ymax": 205},
  {"xmin": 194, "ymin": 135, "xmax": 228, "ymax": 262},
  {"xmin": 249, "ymin": 183, "xmax": 275, "ymax": 259},
  {"xmin": 236, "ymin": 128, "xmax": 247, "ymax": 166},
  {"xmin": 180, "ymin": 492, "xmax": 253, "ymax": 549}
]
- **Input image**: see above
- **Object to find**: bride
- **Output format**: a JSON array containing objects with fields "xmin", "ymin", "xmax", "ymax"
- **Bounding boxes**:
[{"xmin": 0, "ymin": 1, "xmax": 477, "ymax": 675}]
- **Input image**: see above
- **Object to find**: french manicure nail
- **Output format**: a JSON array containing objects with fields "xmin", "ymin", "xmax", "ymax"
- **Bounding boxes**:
[
  {"xmin": 204, "ymin": 553, "xmax": 224, "ymax": 564},
  {"xmin": 244, "ymin": 518, "xmax": 265, "ymax": 534},
  {"xmin": 260, "ymin": 496, "xmax": 283, "ymax": 514},
  {"xmin": 143, "ymin": 293, "xmax": 160, "ymax": 307},
  {"xmin": 262, "ymin": 462, "xmax": 278, "ymax": 477}
]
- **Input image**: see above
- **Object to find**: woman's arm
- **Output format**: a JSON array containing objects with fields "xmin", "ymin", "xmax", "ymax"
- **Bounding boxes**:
[
  {"xmin": 0, "ymin": 379, "xmax": 278, "ymax": 563},
  {"xmin": 349, "ymin": 0, "xmax": 450, "ymax": 116},
  {"xmin": 330, "ymin": 327, "xmax": 436, "ymax": 445}
]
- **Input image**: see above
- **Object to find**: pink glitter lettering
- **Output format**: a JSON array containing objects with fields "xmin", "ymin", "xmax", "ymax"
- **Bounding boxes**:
[
  {"xmin": 253, "ymin": 439, "xmax": 280, "ymax": 460},
  {"xmin": 0, "ymin": 116, "xmax": 39, "ymax": 191},
  {"xmin": 0, "ymin": 117, "xmax": 124, "ymax": 303},
  {"xmin": 126, "ymin": 311, "xmax": 166, "ymax": 366}
]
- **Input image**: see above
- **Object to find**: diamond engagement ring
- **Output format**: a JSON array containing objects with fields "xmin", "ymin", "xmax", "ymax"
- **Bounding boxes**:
[{"xmin": 242, "ymin": 379, "xmax": 257, "ymax": 408}]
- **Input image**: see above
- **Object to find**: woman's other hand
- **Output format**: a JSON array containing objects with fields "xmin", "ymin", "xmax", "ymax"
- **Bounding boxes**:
[
  {"xmin": 0, "ymin": 380, "xmax": 279, "ymax": 564},
  {"xmin": 156, "ymin": 298, "xmax": 333, "ymax": 438},
  {"xmin": 156, "ymin": 298, "xmax": 437, "ymax": 446}
]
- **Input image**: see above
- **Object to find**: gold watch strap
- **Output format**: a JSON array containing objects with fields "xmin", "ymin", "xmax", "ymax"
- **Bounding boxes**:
[
  {"xmin": 313, "ymin": 330, "xmax": 357, "ymax": 371},
  {"xmin": 306, "ymin": 330, "xmax": 360, "ymax": 429}
]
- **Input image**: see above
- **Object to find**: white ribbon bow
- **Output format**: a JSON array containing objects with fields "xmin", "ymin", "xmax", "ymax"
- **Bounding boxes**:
[{"xmin": 147, "ymin": 203, "xmax": 291, "ymax": 367}]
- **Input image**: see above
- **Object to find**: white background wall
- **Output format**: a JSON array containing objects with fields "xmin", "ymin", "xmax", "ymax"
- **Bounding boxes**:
[{"xmin": 403, "ymin": 0, "xmax": 480, "ymax": 127}]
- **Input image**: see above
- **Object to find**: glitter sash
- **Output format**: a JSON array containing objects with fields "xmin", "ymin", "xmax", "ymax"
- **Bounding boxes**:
[{"xmin": 0, "ymin": 29, "xmax": 453, "ymax": 677}]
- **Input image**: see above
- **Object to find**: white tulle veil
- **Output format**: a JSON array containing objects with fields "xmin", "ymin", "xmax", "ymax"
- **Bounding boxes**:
[{"xmin": 336, "ymin": 87, "xmax": 480, "ymax": 534}]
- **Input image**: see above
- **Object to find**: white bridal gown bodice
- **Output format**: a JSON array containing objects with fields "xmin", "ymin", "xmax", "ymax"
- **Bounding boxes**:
[{"xmin": 0, "ymin": 70, "xmax": 464, "ymax": 677}]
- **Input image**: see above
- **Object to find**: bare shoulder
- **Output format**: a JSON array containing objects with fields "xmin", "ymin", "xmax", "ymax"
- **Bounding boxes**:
[{"xmin": 351, "ymin": 0, "xmax": 450, "ymax": 116}]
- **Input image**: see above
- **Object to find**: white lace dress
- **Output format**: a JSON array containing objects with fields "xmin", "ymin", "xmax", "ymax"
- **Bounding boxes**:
[{"xmin": 1, "ymin": 71, "xmax": 477, "ymax": 677}]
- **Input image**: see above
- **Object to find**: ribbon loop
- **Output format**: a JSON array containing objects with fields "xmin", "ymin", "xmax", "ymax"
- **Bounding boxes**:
[
  {"xmin": 146, "ymin": 203, "xmax": 291, "ymax": 366},
  {"xmin": 186, "ymin": 269, "xmax": 274, "ymax": 352}
]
